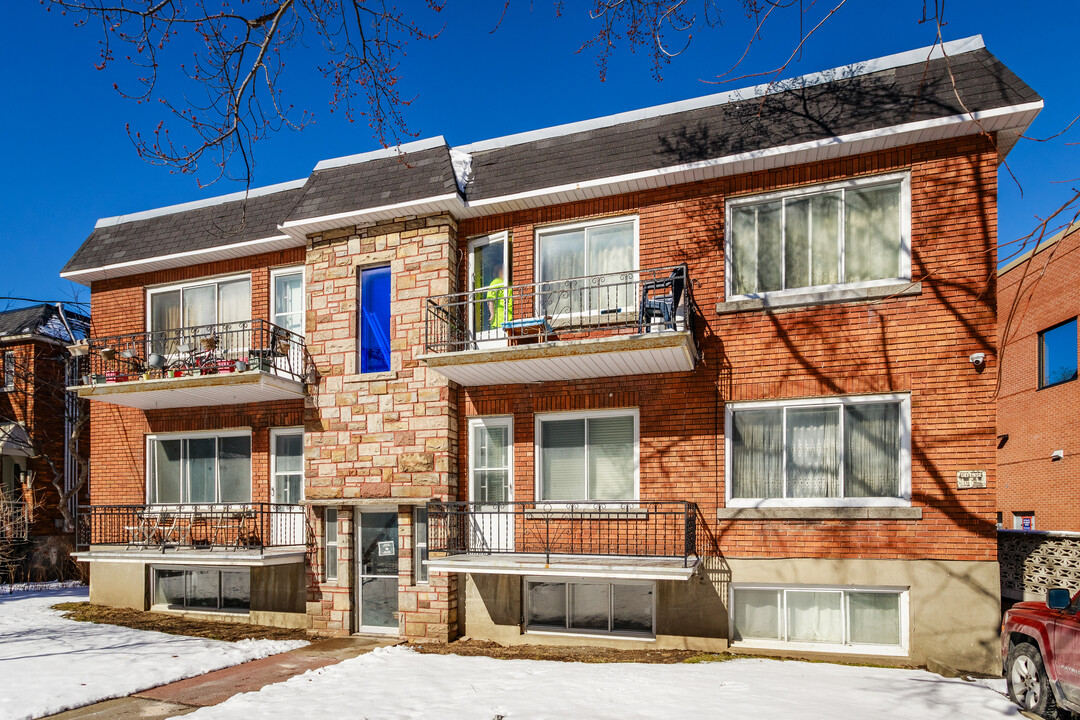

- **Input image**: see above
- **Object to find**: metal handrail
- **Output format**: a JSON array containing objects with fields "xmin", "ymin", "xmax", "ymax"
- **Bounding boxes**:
[
  {"xmin": 423, "ymin": 265, "xmax": 692, "ymax": 354},
  {"xmin": 426, "ymin": 500, "xmax": 697, "ymax": 566},
  {"xmin": 70, "ymin": 319, "xmax": 307, "ymax": 386},
  {"xmin": 76, "ymin": 503, "xmax": 309, "ymax": 551}
]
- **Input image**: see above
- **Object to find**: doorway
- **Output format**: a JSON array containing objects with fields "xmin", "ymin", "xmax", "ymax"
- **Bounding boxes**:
[{"xmin": 357, "ymin": 510, "xmax": 399, "ymax": 634}]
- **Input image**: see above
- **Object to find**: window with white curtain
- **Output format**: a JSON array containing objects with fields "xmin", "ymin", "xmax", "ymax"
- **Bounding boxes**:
[
  {"xmin": 731, "ymin": 585, "xmax": 906, "ymax": 653},
  {"xmin": 536, "ymin": 217, "xmax": 637, "ymax": 315},
  {"xmin": 148, "ymin": 432, "xmax": 251, "ymax": 504},
  {"xmin": 271, "ymin": 267, "xmax": 304, "ymax": 334},
  {"xmin": 537, "ymin": 410, "xmax": 637, "ymax": 502},
  {"xmin": 148, "ymin": 275, "xmax": 252, "ymax": 333},
  {"xmin": 726, "ymin": 175, "xmax": 908, "ymax": 298},
  {"xmin": 727, "ymin": 395, "xmax": 909, "ymax": 505}
]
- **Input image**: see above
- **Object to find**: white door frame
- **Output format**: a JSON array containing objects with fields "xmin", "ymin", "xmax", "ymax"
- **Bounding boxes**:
[
  {"xmin": 355, "ymin": 507, "xmax": 401, "ymax": 635},
  {"xmin": 468, "ymin": 416, "xmax": 514, "ymax": 552},
  {"xmin": 269, "ymin": 427, "xmax": 305, "ymax": 547},
  {"xmin": 467, "ymin": 231, "xmax": 510, "ymax": 348}
]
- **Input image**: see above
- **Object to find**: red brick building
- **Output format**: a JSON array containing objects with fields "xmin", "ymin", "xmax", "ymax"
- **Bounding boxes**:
[
  {"xmin": 63, "ymin": 35, "xmax": 1040, "ymax": 673},
  {"xmin": 998, "ymin": 223, "xmax": 1080, "ymax": 531}
]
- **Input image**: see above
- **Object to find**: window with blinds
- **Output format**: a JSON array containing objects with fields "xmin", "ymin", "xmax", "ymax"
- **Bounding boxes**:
[{"xmin": 538, "ymin": 411, "xmax": 636, "ymax": 502}]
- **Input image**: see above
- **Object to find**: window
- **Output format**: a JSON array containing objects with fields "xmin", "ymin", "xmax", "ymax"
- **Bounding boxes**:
[
  {"xmin": 536, "ymin": 410, "xmax": 638, "ymax": 502},
  {"xmin": 731, "ymin": 585, "xmax": 906, "ymax": 654},
  {"xmin": 536, "ymin": 217, "xmax": 637, "ymax": 315},
  {"xmin": 469, "ymin": 417, "xmax": 513, "ymax": 504},
  {"xmin": 271, "ymin": 267, "xmax": 304, "ymax": 335},
  {"xmin": 1038, "ymin": 318, "xmax": 1077, "ymax": 389},
  {"xmin": 413, "ymin": 506, "xmax": 429, "ymax": 584},
  {"xmin": 727, "ymin": 175, "xmax": 909, "ymax": 298},
  {"xmin": 324, "ymin": 508, "xmax": 338, "ymax": 581},
  {"xmin": 148, "ymin": 275, "xmax": 251, "ymax": 332},
  {"xmin": 1013, "ymin": 512, "xmax": 1034, "ymax": 531},
  {"xmin": 526, "ymin": 579, "xmax": 654, "ymax": 637},
  {"xmin": 148, "ymin": 432, "xmax": 252, "ymax": 504},
  {"xmin": 359, "ymin": 266, "xmax": 391, "ymax": 373},
  {"xmin": 153, "ymin": 567, "xmax": 250, "ymax": 612},
  {"xmin": 727, "ymin": 395, "xmax": 910, "ymax": 506},
  {"xmin": 271, "ymin": 429, "xmax": 303, "ymax": 504},
  {"xmin": 2, "ymin": 351, "xmax": 14, "ymax": 391}
]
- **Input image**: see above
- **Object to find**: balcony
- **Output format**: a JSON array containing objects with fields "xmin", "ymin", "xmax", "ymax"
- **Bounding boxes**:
[
  {"xmin": 68, "ymin": 320, "xmax": 308, "ymax": 409},
  {"xmin": 418, "ymin": 266, "xmax": 697, "ymax": 386},
  {"xmin": 425, "ymin": 501, "xmax": 699, "ymax": 581},
  {"xmin": 76, "ymin": 503, "xmax": 308, "ymax": 558}
]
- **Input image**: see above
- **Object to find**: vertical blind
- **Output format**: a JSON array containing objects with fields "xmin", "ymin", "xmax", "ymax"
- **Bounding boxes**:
[
  {"xmin": 730, "ymin": 401, "xmax": 902, "ymax": 500},
  {"xmin": 730, "ymin": 181, "xmax": 903, "ymax": 296},
  {"xmin": 540, "ymin": 415, "xmax": 634, "ymax": 502}
]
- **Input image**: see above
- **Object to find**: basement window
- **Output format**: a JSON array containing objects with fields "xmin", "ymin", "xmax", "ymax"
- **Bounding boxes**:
[
  {"xmin": 153, "ymin": 567, "xmax": 250, "ymax": 612},
  {"xmin": 525, "ymin": 578, "xmax": 654, "ymax": 638}
]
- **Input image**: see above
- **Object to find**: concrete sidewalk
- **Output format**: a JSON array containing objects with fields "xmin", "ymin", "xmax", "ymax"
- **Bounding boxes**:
[{"xmin": 45, "ymin": 637, "xmax": 396, "ymax": 719}]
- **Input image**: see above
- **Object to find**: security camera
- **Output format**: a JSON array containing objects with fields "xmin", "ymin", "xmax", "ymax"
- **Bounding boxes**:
[{"xmin": 969, "ymin": 353, "xmax": 986, "ymax": 366}]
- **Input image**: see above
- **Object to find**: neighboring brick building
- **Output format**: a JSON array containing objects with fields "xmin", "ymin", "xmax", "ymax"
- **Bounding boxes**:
[
  {"xmin": 63, "ymin": 35, "xmax": 1040, "ymax": 673},
  {"xmin": 997, "ymin": 223, "xmax": 1080, "ymax": 531},
  {"xmin": 0, "ymin": 303, "xmax": 90, "ymax": 576}
]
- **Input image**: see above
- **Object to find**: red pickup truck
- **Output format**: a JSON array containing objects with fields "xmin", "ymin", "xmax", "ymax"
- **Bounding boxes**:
[{"xmin": 1002, "ymin": 587, "xmax": 1080, "ymax": 718}]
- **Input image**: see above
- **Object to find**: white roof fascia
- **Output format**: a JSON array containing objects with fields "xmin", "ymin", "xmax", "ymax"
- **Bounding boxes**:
[
  {"xmin": 60, "ymin": 234, "xmax": 303, "ymax": 285},
  {"xmin": 454, "ymin": 35, "xmax": 987, "ymax": 154},
  {"xmin": 93, "ymin": 178, "xmax": 308, "ymax": 229},
  {"xmin": 313, "ymin": 136, "xmax": 448, "ymax": 171}
]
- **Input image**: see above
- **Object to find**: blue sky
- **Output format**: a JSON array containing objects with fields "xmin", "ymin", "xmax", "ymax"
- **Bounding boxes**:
[{"xmin": 2, "ymin": 1, "xmax": 1077, "ymax": 308}]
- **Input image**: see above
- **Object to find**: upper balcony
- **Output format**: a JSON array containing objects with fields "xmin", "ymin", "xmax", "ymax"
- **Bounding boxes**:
[
  {"xmin": 418, "ymin": 265, "xmax": 697, "ymax": 386},
  {"xmin": 68, "ymin": 319, "xmax": 308, "ymax": 410}
]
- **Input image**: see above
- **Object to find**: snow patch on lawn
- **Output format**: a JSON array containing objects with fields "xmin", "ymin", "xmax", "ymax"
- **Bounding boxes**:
[
  {"xmin": 187, "ymin": 646, "xmax": 1020, "ymax": 720},
  {"xmin": 0, "ymin": 586, "xmax": 306, "ymax": 720}
]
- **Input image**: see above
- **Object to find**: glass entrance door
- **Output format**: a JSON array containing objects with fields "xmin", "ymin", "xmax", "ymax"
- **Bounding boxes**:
[
  {"xmin": 469, "ymin": 232, "xmax": 510, "ymax": 348},
  {"xmin": 358, "ymin": 511, "xmax": 399, "ymax": 633}
]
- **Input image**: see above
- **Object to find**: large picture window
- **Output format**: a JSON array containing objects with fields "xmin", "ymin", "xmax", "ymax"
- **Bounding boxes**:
[
  {"xmin": 726, "ymin": 176, "xmax": 909, "ymax": 298},
  {"xmin": 727, "ymin": 395, "xmax": 909, "ymax": 506},
  {"xmin": 732, "ymin": 585, "xmax": 907, "ymax": 654},
  {"xmin": 148, "ymin": 275, "xmax": 251, "ymax": 332},
  {"xmin": 359, "ymin": 266, "xmax": 391, "ymax": 373},
  {"xmin": 526, "ymin": 579, "xmax": 654, "ymax": 637},
  {"xmin": 154, "ymin": 567, "xmax": 250, "ymax": 612},
  {"xmin": 536, "ymin": 217, "xmax": 637, "ymax": 315},
  {"xmin": 536, "ymin": 410, "xmax": 637, "ymax": 502},
  {"xmin": 148, "ymin": 432, "xmax": 252, "ymax": 504}
]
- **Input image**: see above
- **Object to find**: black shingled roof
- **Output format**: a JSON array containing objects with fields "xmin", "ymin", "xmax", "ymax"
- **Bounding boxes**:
[
  {"xmin": 283, "ymin": 145, "xmax": 459, "ymax": 224},
  {"xmin": 464, "ymin": 48, "xmax": 1038, "ymax": 201},
  {"xmin": 62, "ymin": 184, "xmax": 305, "ymax": 275},
  {"xmin": 0, "ymin": 304, "xmax": 90, "ymax": 343}
]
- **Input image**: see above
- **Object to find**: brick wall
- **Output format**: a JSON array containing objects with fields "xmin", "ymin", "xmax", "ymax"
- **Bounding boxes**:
[
  {"xmin": 458, "ymin": 135, "xmax": 1000, "ymax": 562},
  {"xmin": 997, "ymin": 226, "xmax": 1080, "ymax": 531},
  {"xmin": 303, "ymin": 216, "xmax": 459, "ymax": 640}
]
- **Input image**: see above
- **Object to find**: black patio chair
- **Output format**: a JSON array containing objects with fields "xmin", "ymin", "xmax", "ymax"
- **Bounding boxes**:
[{"xmin": 638, "ymin": 264, "xmax": 687, "ymax": 332}]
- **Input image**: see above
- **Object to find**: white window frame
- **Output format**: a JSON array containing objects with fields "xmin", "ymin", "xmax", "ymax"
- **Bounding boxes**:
[
  {"xmin": 468, "ymin": 231, "xmax": 510, "ymax": 292},
  {"xmin": 324, "ymin": 508, "xmax": 339, "ymax": 582},
  {"xmin": 269, "ymin": 266, "xmax": 305, "ymax": 336},
  {"xmin": 150, "ymin": 564, "xmax": 252, "ymax": 615},
  {"xmin": 729, "ymin": 583, "xmax": 910, "ymax": 656},
  {"xmin": 2, "ymin": 350, "xmax": 14, "ymax": 391},
  {"xmin": 468, "ymin": 416, "xmax": 514, "ymax": 504},
  {"xmin": 534, "ymin": 408, "xmax": 640, "ymax": 504},
  {"xmin": 145, "ymin": 429, "xmax": 253, "ymax": 505},
  {"xmin": 534, "ymin": 215, "xmax": 640, "ymax": 286},
  {"xmin": 269, "ymin": 427, "xmax": 304, "ymax": 505},
  {"xmin": 524, "ymin": 576, "xmax": 656, "ymax": 640},
  {"xmin": 145, "ymin": 272, "xmax": 253, "ymax": 331},
  {"xmin": 724, "ymin": 393, "xmax": 912, "ymax": 508},
  {"xmin": 724, "ymin": 173, "xmax": 912, "ymax": 302},
  {"xmin": 413, "ymin": 505, "xmax": 429, "ymax": 585}
]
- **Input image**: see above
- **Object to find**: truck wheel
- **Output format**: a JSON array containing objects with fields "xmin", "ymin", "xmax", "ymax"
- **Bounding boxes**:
[{"xmin": 1007, "ymin": 641, "xmax": 1061, "ymax": 719}]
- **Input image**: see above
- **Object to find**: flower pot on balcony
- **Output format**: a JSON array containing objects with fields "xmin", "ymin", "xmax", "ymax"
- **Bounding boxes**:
[
  {"xmin": 105, "ymin": 371, "xmax": 128, "ymax": 383},
  {"xmin": 216, "ymin": 358, "xmax": 235, "ymax": 374}
]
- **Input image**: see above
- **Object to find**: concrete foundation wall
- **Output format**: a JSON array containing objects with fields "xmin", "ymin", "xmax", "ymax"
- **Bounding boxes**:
[
  {"xmin": 89, "ymin": 562, "xmax": 148, "ymax": 610},
  {"xmin": 463, "ymin": 557, "xmax": 1001, "ymax": 673}
]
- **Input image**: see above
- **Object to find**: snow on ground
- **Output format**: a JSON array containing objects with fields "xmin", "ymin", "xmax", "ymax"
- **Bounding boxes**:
[
  {"xmin": 0, "ymin": 586, "xmax": 306, "ymax": 720},
  {"xmin": 186, "ymin": 646, "xmax": 1020, "ymax": 720}
]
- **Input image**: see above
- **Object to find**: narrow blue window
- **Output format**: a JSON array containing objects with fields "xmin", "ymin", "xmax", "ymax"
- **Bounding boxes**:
[{"xmin": 360, "ymin": 266, "xmax": 391, "ymax": 373}]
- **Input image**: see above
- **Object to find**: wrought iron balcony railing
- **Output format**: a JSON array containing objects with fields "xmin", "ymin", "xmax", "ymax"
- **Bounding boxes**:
[
  {"xmin": 426, "ymin": 500, "xmax": 697, "ymax": 566},
  {"xmin": 424, "ymin": 265, "xmax": 692, "ymax": 355},
  {"xmin": 76, "ymin": 503, "xmax": 309, "ymax": 551},
  {"xmin": 70, "ymin": 319, "xmax": 307, "ymax": 386}
]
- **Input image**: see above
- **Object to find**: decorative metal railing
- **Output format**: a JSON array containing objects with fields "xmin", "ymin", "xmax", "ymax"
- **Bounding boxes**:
[
  {"xmin": 69, "ymin": 319, "xmax": 307, "ymax": 386},
  {"xmin": 426, "ymin": 500, "xmax": 697, "ymax": 566},
  {"xmin": 76, "ymin": 503, "xmax": 308, "ymax": 551},
  {"xmin": 424, "ymin": 265, "xmax": 692, "ymax": 354},
  {"xmin": 0, "ymin": 499, "xmax": 28, "ymax": 541}
]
